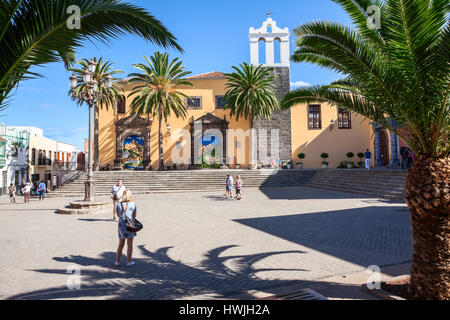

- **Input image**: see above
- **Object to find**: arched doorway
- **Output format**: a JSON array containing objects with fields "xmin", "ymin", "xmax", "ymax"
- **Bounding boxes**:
[
  {"xmin": 190, "ymin": 113, "xmax": 229, "ymax": 168},
  {"xmin": 122, "ymin": 135, "xmax": 144, "ymax": 170},
  {"xmin": 114, "ymin": 115, "xmax": 152, "ymax": 170},
  {"xmin": 380, "ymin": 130, "xmax": 390, "ymax": 166}
]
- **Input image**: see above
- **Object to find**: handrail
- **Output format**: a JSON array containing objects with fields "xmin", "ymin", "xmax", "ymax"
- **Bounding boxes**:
[{"xmin": 61, "ymin": 170, "xmax": 85, "ymax": 187}]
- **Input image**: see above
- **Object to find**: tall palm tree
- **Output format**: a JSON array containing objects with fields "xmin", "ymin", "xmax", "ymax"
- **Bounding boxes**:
[
  {"xmin": 0, "ymin": 0, "xmax": 182, "ymax": 110},
  {"xmin": 281, "ymin": 0, "xmax": 449, "ymax": 299},
  {"xmin": 69, "ymin": 57, "xmax": 124, "ymax": 171},
  {"xmin": 127, "ymin": 52, "xmax": 193, "ymax": 171},
  {"xmin": 224, "ymin": 63, "xmax": 279, "ymax": 121}
]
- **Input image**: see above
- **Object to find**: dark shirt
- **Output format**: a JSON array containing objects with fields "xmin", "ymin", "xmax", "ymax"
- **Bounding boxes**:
[{"xmin": 365, "ymin": 152, "xmax": 372, "ymax": 159}]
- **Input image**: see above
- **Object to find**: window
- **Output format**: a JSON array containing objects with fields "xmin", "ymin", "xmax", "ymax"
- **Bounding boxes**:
[
  {"xmin": 117, "ymin": 97, "xmax": 126, "ymax": 114},
  {"xmin": 186, "ymin": 97, "xmax": 202, "ymax": 109},
  {"xmin": 216, "ymin": 96, "xmax": 226, "ymax": 109},
  {"xmin": 31, "ymin": 148, "xmax": 36, "ymax": 165},
  {"xmin": 338, "ymin": 108, "xmax": 352, "ymax": 129},
  {"xmin": 308, "ymin": 105, "xmax": 321, "ymax": 129}
]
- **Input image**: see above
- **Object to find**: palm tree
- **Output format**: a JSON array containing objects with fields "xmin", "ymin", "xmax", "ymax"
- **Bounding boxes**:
[
  {"xmin": 280, "ymin": 0, "xmax": 449, "ymax": 299},
  {"xmin": 69, "ymin": 57, "xmax": 124, "ymax": 171},
  {"xmin": 0, "ymin": 0, "xmax": 182, "ymax": 110},
  {"xmin": 224, "ymin": 63, "xmax": 279, "ymax": 121},
  {"xmin": 127, "ymin": 52, "xmax": 193, "ymax": 171}
]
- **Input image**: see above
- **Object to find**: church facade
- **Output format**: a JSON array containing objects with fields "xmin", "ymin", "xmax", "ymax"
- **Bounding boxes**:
[{"xmin": 97, "ymin": 17, "xmax": 400, "ymax": 170}]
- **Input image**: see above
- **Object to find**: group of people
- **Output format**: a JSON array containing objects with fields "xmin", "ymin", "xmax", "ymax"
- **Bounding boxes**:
[
  {"xmin": 7, "ymin": 181, "xmax": 47, "ymax": 204},
  {"xmin": 225, "ymin": 174, "xmax": 243, "ymax": 200}
]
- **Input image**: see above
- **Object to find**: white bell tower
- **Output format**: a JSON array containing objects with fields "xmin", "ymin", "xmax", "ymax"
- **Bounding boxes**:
[{"xmin": 249, "ymin": 16, "xmax": 290, "ymax": 67}]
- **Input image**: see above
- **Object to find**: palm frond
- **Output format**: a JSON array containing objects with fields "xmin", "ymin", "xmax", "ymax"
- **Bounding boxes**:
[{"xmin": 0, "ymin": 0, "xmax": 182, "ymax": 110}]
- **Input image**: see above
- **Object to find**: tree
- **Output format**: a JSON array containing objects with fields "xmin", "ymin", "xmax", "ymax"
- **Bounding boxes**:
[
  {"xmin": 0, "ymin": 0, "xmax": 182, "ymax": 110},
  {"xmin": 224, "ymin": 63, "xmax": 279, "ymax": 121},
  {"xmin": 69, "ymin": 57, "xmax": 124, "ymax": 171},
  {"xmin": 281, "ymin": 0, "xmax": 449, "ymax": 299},
  {"xmin": 127, "ymin": 52, "xmax": 193, "ymax": 170}
]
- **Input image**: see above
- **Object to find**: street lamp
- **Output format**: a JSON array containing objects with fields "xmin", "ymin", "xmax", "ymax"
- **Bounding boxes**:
[{"xmin": 69, "ymin": 59, "xmax": 113, "ymax": 202}]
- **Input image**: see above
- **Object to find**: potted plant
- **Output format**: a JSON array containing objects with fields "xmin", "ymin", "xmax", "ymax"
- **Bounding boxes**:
[
  {"xmin": 235, "ymin": 164, "xmax": 241, "ymax": 169},
  {"xmin": 297, "ymin": 152, "xmax": 305, "ymax": 169},
  {"xmin": 287, "ymin": 160, "xmax": 293, "ymax": 169},
  {"xmin": 346, "ymin": 152, "xmax": 355, "ymax": 168},
  {"xmin": 357, "ymin": 152, "xmax": 365, "ymax": 168},
  {"xmin": 321, "ymin": 153, "xmax": 329, "ymax": 168}
]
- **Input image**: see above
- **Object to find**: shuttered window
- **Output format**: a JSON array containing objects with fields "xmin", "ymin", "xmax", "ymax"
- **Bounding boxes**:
[{"xmin": 308, "ymin": 105, "xmax": 321, "ymax": 129}]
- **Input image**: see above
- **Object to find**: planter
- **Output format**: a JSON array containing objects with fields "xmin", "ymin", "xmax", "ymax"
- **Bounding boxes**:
[
  {"xmin": 287, "ymin": 164, "xmax": 292, "ymax": 169},
  {"xmin": 297, "ymin": 163, "xmax": 303, "ymax": 169},
  {"xmin": 322, "ymin": 163, "xmax": 328, "ymax": 169},
  {"xmin": 347, "ymin": 163, "xmax": 353, "ymax": 169},
  {"xmin": 235, "ymin": 165, "xmax": 241, "ymax": 169}
]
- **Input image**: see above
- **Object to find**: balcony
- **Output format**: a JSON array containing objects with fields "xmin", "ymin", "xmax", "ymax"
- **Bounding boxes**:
[
  {"xmin": 37, "ymin": 158, "xmax": 52, "ymax": 167},
  {"xmin": 53, "ymin": 161, "xmax": 78, "ymax": 171}
]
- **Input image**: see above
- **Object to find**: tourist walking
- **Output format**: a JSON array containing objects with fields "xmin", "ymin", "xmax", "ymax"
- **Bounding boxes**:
[
  {"xmin": 38, "ymin": 181, "xmax": 46, "ymax": 200},
  {"xmin": 21, "ymin": 182, "xmax": 31, "ymax": 203},
  {"xmin": 111, "ymin": 179, "xmax": 125, "ymax": 221},
  {"xmin": 115, "ymin": 189, "xmax": 137, "ymax": 267},
  {"xmin": 364, "ymin": 149, "xmax": 372, "ymax": 170},
  {"xmin": 235, "ymin": 175, "xmax": 243, "ymax": 200},
  {"xmin": 225, "ymin": 174, "xmax": 234, "ymax": 198},
  {"xmin": 8, "ymin": 184, "xmax": 16, "ymax": 205}
]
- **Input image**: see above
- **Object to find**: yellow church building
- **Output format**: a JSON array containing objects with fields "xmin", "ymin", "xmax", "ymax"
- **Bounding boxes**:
[{"xmin": 97, "ymin": 17, "xmax": 401, "ymax": 170}]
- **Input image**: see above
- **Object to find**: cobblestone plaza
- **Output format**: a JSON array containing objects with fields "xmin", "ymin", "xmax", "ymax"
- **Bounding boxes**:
[{"xmin": 0, "ymin": 186, "xmax": 412, "ymax": 300}]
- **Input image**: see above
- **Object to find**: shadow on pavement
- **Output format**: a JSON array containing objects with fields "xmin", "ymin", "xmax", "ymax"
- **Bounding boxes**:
[
  {"xmin": 234, "ymin": 206, "xmax": 412, "ymax": 273},
  {"xmin": 9, "ymin": 245, "xmax": 315, "ymax": 300}
]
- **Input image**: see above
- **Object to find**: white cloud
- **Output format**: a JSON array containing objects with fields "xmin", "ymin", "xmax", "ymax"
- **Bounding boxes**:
[{"xmin": 290, "ymin": 81, "xmax": 311, "ymax": 89}]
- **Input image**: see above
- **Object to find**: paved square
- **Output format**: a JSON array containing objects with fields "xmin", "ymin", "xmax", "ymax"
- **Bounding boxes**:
[{"xmin": 0, "ymin": 186, "xmax": 412, "ymax": 300}]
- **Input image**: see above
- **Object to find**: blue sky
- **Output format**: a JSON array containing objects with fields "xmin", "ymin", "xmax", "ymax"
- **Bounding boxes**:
[{"xmin": 2, "ymin": 0, "xmax": 351, "ymax": 150}]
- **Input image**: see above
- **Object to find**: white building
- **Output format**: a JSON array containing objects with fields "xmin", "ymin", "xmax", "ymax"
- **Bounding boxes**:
[
  {"xmin": 1, "ymin": 125, "xmax": 82, "ymax": 195},
  {"xmin": 0, "ymin": 125, "xmax": 30, "ymax": 195}
]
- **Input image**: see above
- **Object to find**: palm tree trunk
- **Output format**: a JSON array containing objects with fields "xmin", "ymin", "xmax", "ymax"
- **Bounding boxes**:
[
  {"xmin": 158, "ymin": 105, "xmax": 164, "ymax": 171},
  {"xmin": 93, "ymin": 104, "xmax": 99, "ymax": 171},
  {"xmin": 406, "ymin": 156, "xmax": 450, "ymax": 299}
]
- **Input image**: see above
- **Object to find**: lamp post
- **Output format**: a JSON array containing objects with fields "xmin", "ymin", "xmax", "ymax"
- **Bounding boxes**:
[{"xmin": 69, "ymin": 59, "xmax": 113, "ymax": 202}]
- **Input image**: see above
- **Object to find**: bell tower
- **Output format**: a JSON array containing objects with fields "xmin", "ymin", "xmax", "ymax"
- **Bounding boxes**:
[
  {"xmin": 249, "ymin": 16, "xmax": 292, "ymax": 163},
  {"xmin": 249, "ymin": 16, "xmax": 290, "ymax": 68}
]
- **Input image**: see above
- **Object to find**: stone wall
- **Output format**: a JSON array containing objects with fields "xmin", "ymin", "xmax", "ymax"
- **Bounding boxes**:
[{"xmin": 252, "ymin": 66, "xmax": 292, "ymax": 163}]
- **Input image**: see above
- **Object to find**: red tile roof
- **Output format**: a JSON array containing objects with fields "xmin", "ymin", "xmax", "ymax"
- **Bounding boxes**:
[
  {"xmin": 186, "ymin": 71, "xmax": 226, "ymax": 80},
  {"xmin": 0, "ymin": 137, "xmax": 6, "ymax": 142}
]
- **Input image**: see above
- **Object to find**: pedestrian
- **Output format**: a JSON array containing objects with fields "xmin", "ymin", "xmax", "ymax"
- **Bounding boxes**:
[
  {"xmin": 235, "ymin": 175, "xmax": 243, "ymax": 200},
  {"xmin": 364, "ymin": 149, "xmax": 372, "ymax": 170},
  {"xmin": 8, "ymin": 184, "xmax": 16, "ymax": 205},
  {"xmin": 115, "ymin": 189, "xmax": 137, "ymax": 267},
  {"xmin": 408, "ymin": 149, "xmax": 415, "ymax": 167},
  {"xmin": 38, "ymin": 181, "xmax": 46, "ymax": 200},
  {"xmin": 225, "ymin": 174, "xmax": 233, "ymax": 198},
  {"xmin": 400, "ymin": 145, "xmax": 408, "ymax": 169},
  {"xmin": 111, "ymin": 179, "xmax": 125, "ymax": 221},
  {"xmin": 21, "ymin": 182, "xmax": 31, "ymax": 203}
]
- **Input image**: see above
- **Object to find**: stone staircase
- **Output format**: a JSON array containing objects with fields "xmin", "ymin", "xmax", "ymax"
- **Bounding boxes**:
[{"xmin": 48, "ymin": 169, "xmax": 407, "ymax": 202}]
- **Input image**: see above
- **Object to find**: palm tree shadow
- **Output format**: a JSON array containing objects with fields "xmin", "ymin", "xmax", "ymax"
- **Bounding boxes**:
[{"xmin": 9, "ymin": 245, "xmax": 309, "ymax": 300}]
